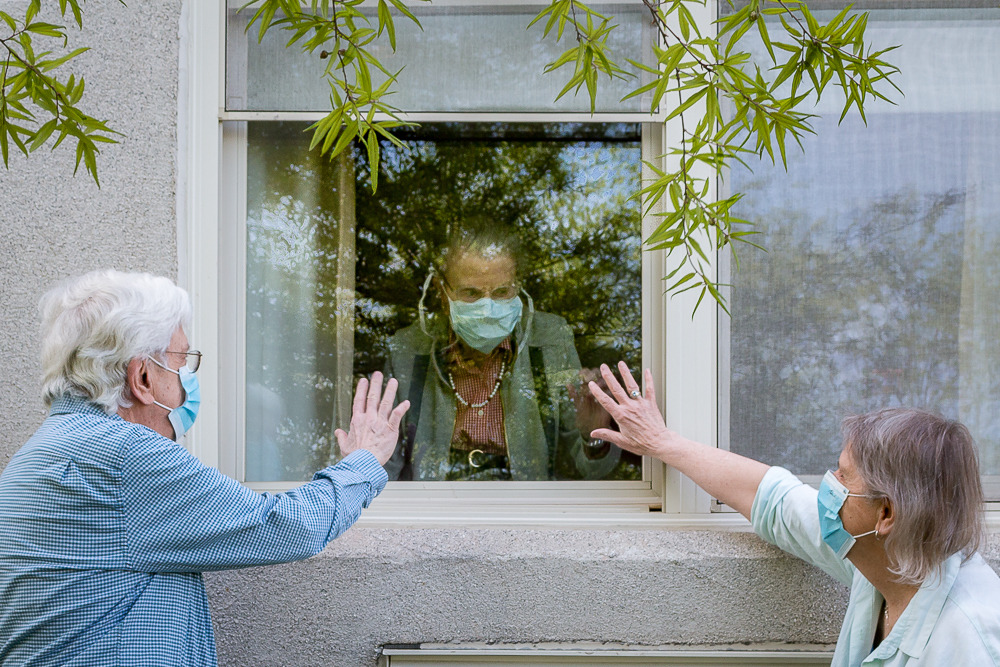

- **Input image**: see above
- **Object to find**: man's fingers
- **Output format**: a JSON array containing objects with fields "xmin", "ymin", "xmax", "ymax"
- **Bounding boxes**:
[
  {"xmin": 588, "ymin": 381, "xmax": 622, "ymax": 420},
  {"xmin": 353, "ymin": 378, "xmax": 369, "ymax": 416},
  {"xmin": 366, "ymin": 371, "xmax": 384, "ymax": 415},
  {"xmin": 618, "ymin": 361, "xmax": 641, "ymax": 397},
  {"xmin": 599, "ymin": 363, "xmax": 631, "ymax": 404},
  {"xmin": 388, "ymin": 400, "xmax": 410, "ymax": 433},
  {"xmin": 379, "ymin": 377, "xmax": 399, "ymax": 420}
]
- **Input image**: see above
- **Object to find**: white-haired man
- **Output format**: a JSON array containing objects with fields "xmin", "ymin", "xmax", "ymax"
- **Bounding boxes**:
[{"xmin": 0, "ymin": 270, "xmax": 408, "ymax": 666}]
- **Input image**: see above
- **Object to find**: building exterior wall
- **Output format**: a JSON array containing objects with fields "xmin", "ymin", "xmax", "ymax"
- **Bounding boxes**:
[
  {"xmin": 0, "ymin": 4, "xmax": 997, "ymax": 667},
  {"xmin": 0, "ymin": 0, "xmax": 182, "ymax": 471}
]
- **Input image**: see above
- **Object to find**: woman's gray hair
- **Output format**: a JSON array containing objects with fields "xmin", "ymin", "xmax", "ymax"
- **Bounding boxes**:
[
  {"xmin": 40, "ymin": 270, "xmax": 192, "ymax": 414},
  {"xmin": 844, "ymin": 408, "xmax": 985, "ymax": 585},
  {"xmin": 439, "ymin": 219, "xmax": 524, "ymax": 279}
]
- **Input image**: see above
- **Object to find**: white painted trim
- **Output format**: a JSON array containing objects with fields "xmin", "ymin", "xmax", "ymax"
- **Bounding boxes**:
[
  {"xmin": 178, "ymin": 0, "xmax": 223, "ymax": 467},
  {"xmin": 227, "ymin": 0, "xmax": 649, "ymax": 6},
  {"xmin": 357, "ymin": 510, "xmax": 756, "ymax": 531},
  {"xmin": 659, "ymin": 0, "xmax": 718, "ymax": 515},
  {"xmin": 219, "ymin": 111, "xmax": 666, "ymax": 123}
]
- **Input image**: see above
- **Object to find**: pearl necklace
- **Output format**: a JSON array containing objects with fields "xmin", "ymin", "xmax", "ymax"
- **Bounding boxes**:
[{"xmin": 449, "ymin": 359, "xmax": 506, "ymax": 416}]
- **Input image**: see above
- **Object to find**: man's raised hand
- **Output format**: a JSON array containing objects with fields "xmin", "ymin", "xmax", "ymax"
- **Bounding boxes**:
[{"xmin": 334, "ymin": 371, "xmax": 409, "ymax": 466}]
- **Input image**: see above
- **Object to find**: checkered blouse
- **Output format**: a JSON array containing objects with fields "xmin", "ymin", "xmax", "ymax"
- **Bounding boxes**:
[{"xmin": 0, "ymin": 395, "xmax": 387, "ymax": 666}]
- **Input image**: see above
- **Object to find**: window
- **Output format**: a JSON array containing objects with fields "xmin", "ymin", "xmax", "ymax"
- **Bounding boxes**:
[
  {"xmin": 242, "ymin": 121, "xmax": 644, "ymax": 484},
  {"xmin": 187, "ymin": 0, "xmax": 999, "ymax": 522},
  {"xmin": 216, "ymin": 0, "xmax": 677, "ymax": 516},
  {"xmin": 719, "ymin": 2, "xmax": 1000, "ymax": 502}
]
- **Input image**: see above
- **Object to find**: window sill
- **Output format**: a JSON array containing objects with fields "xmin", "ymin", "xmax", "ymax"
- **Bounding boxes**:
[{"xmin": 355, "ymin": 507, "xmax": 755, "ymax": 531}]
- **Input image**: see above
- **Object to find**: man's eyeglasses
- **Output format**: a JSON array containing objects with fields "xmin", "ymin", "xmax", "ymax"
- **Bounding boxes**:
[
  {"xmin": 165, "ymin": 350, "xmax": 202, "ymax": 372},
  {"xmin": 444, "ymin": 280, "xmax": 520, "ymax": 303}
]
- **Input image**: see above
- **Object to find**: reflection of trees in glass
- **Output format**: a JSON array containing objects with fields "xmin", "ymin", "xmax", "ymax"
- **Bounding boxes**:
[
  {"xmin": 729, "ymin": 186, "xmax": 968, "ymax": 474},
  {"xmin": 353, "ymin": 123, "xmax": 642, "ymax": 376},
  {"xmin": 246, "ymin": 122, "xmax": 642, "ymax": 480}
]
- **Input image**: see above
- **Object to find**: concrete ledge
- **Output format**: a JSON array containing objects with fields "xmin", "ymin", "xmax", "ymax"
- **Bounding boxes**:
[{"xmin": 205, "ymin": 529, "xmax": 1000, "ymax": 667}]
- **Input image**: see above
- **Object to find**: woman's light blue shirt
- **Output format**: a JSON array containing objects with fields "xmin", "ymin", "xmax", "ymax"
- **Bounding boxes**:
[{"xmin": 751, "ymin": 466, "xmax": 1000, "ymax": 667}]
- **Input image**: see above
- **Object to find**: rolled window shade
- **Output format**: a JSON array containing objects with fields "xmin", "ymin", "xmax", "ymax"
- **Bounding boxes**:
[{"xmin": 226, "ymin": 4, "xmax": 655, "ymax": 113}]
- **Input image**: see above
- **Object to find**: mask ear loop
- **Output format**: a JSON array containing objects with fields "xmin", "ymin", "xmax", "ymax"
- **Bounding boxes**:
[
  {"xmin": 514, "ymin": 287, "xmax": 534, "ymax": 360},
  {"xmin": 419, "ymin": 271, "xmax": 452, "ymax": 389}
]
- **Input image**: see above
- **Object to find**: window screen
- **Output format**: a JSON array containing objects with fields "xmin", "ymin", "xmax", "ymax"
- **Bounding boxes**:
[{"xmin": 723, "ymin": 6, "xmax": 1000, "ymax": 485}]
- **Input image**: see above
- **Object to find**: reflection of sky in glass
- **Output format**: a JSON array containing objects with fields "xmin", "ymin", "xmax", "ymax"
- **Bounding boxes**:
[
  {"xmin": 724, "ymin": 8, "xmax": 1000, "ymax": 478},
  {"xmin": 230, "ymin": 5, "xmax": 654, "ymax": 112}
]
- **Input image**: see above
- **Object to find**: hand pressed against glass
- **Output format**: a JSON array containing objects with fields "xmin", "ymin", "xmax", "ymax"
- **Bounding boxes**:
[{"xmin": 334, "ymin": 371, "xmax": 409, "ymax": 466}]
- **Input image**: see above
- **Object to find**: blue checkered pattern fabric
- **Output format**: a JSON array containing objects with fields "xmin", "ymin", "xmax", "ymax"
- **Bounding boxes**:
[{"xmin": 0, "ymin": 395, "xmax": 388, "ymax": 666}]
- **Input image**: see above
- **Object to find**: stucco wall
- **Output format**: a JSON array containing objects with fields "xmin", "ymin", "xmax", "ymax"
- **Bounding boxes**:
[
  {"xmin": 1, "ymin": 4, "xmax": 998, "ymax": 667},
  {"xmin": 0, "ymin": 0, "xmax": 182, "ymax": 469},
  {"xmin": 203, "ymin": 529, "xmax": 1000, "ymax": 666}
]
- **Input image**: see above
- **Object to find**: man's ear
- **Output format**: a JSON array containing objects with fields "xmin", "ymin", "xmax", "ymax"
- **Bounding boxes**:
[
  {"xmin": 125, "ymin": 358, "xmax": 157, "ymax": 406},
  {"xmin": 876, "ymin": 498, "xmax": 895, "ymax": 538}
]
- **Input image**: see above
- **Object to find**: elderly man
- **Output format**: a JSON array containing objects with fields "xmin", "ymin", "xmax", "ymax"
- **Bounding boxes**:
[
  {"xmin": 385, "ymin": 223, "xmax": 621, "ymax": 481},
  {"xmin": 0, "ymin": 270, "xmax": 408, "ymax": 666}
]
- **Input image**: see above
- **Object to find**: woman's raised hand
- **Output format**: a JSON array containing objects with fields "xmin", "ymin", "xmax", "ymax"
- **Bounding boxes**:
[
  {"xmin": 334, "ymin": 371, "xmax": 410, "ymax": 466},
  {"xmin": 588, "ymin": 362, "xmax": 672, "ymax": 461}
]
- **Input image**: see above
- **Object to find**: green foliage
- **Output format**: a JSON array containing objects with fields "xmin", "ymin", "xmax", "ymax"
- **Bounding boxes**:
[
  {"xmin": 242, "ymin": 0, "xmax": 427, "ymax": 192},
  {"xmin": 542, "ymin": 0, "xmax": 900, "ymax": 312},
  {"xmin": 0, "ymin": 0, "xmax": 120, "ymax": 186},
  {"xmin": 244, "ymin": 0, "xmax": 901, "ymax": 312}
]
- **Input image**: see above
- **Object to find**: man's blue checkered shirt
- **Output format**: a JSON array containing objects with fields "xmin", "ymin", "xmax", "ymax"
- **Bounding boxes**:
[{"xmin": 0, "ymin": 395, "xmax": 388, "ymax": 666}]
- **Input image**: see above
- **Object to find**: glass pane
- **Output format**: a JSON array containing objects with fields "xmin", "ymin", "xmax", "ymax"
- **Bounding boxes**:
[
  {"xmin": 722, "ymin": 5, "xmax": 1000, "ymax": 488},
  {"xmin": 246, "ymin": 122, "xmax": 643, "ymax": 482},
  {"xmin": 226, "ymin": 4, "xmax": 655, "ymax": 113}
]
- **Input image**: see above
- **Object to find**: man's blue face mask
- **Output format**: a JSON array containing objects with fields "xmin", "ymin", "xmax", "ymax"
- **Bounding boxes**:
[
  {"xmin": 448, "ymin": 294, "xmax": 523, "ymax": 354},
  {"xmin": 149, "ymin": 356, "xmax": 201, "ymax": 440},
  {"xmin": 817, "ymin": 470, "xmax": 878, "ymax": 559}
]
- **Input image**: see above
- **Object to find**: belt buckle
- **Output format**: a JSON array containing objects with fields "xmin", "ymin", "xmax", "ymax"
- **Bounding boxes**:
[{"xmin": 468, "ymin": 449, "xmax": 486, "ymax": 469}]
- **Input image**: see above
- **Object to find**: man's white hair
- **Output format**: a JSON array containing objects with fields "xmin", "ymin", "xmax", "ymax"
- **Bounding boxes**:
[{"xmin": 40, "ymin": 270, "xmax": 193, "ymax": 414}]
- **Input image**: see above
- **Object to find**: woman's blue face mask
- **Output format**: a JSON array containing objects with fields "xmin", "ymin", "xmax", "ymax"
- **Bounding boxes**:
[
  {"xmin": 148, "ymin": 356, "xmax": 201, "ymax": 440},
  {"xmin": 818, "ymin": 470, "xmax": 878, "ymax": 559}
]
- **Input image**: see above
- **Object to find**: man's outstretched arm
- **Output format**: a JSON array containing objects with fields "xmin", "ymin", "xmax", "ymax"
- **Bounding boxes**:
[{"xmin": 122, "ymin": 373, "xmax": 409, "ymax": 573}]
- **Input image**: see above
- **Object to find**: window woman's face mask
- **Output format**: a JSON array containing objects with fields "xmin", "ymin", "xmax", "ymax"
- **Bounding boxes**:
[
  {"xmin": 435, "ymin": 251, "xmax": 524, "ymax": 354},
  {"xmin": 448, "ymin": 294, "xmax": 523, "ymax": 354}
]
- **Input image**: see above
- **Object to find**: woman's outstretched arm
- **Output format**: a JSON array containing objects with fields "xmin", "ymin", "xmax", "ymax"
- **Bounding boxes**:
[{"xmin": 588, "ymin": 362, "xmax": 769, "ymax": 519}]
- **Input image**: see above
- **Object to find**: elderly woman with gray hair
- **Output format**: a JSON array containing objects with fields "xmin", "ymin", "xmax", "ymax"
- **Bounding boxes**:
[
  {"xmin": 0, "ymin": 270, "xmax": 408, "ymax": 667},
  {"xmin": 590, "ymin": 362, "xmax": 1000, "ymax": 667}
]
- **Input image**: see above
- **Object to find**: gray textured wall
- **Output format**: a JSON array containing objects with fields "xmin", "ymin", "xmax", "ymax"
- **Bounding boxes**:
[
  {"xmin": 0, "ymin": 0, "xmax": 182, "ymax": 469},
  {"xmin": 204, "ymin": 529, "xmax": 1000, "ymax": 667},
  {"xmin": 1, "ymin": 4, "xmax": 998, "ymax": 667}
]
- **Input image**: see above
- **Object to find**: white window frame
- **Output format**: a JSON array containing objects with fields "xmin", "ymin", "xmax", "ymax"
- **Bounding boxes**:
[{"xmin": 179, "ymin": 0, "xmax": 1000, "ymax": 530}]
